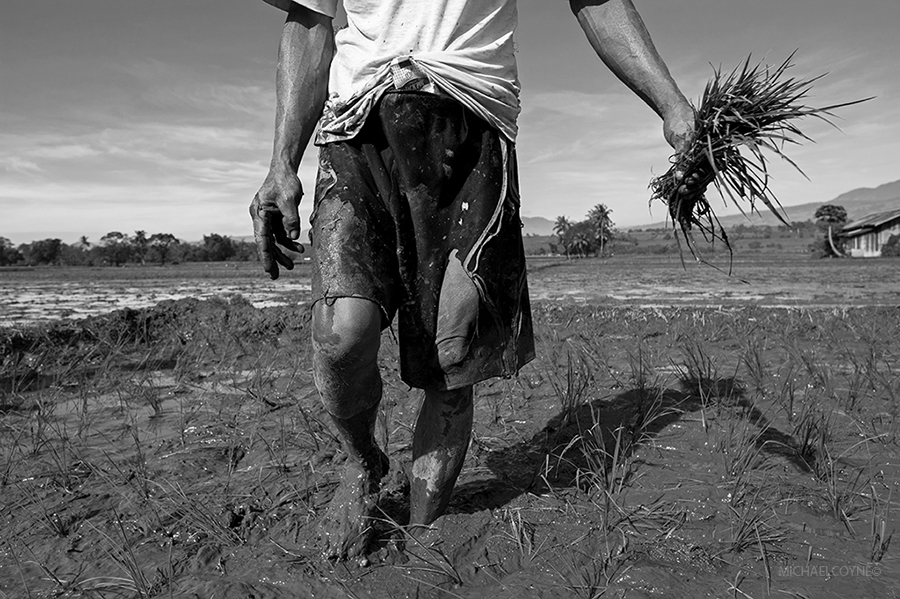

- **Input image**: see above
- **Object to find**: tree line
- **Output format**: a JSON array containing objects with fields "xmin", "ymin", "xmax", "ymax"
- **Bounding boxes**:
[
  {"xmin": 0, "ymin": 231, "xmax": 264, "ymax": 267},
  {"xmin": 551, "ymin": 204, "xmax": 616, "ymax": 258},
  {"xmin": 549, "ymin": 202, "xmax": 900, "ymax": 259}
]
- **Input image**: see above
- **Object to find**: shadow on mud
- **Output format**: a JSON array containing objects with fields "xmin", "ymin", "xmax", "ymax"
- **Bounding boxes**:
[{"xmin": 452, "ymin": 376, "xmax": 814, "ymax": 514}]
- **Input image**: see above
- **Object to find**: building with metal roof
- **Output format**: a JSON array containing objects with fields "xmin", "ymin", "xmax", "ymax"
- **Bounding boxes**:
[{"xmin": 840, "ymin": 207, "xmax": 900, "ymax": 257}]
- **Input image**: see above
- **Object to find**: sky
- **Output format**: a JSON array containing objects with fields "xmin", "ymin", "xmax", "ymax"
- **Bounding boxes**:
[{"xmin": 1, "ymin": 0, "xmax": 898, "ymax": 245}]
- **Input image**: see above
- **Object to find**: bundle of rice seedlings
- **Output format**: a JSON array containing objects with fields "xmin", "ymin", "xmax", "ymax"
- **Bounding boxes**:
[{"xmin": 650, "ymin": 52, "xmax": 870, "ymax": 258}]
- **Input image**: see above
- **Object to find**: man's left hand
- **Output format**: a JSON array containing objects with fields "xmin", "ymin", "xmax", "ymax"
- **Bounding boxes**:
[{"xmin": 663, "ymin": 102, "xmax": 707, "ymax": 196}]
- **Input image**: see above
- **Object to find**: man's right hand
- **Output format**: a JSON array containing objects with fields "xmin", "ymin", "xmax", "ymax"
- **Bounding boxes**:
[
  {"xmin": 251, "ymin": 4, "xmax": 333, "ymax": 279},
  {"xmin": 250, "ymin": 169, "xmax": 305, "ymax": 280}
]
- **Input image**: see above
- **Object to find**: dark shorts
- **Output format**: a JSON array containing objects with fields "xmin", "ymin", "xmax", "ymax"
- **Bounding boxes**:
[{"xmin": 309, "ymin": 91, "xmax": 534, "ymax": 390}]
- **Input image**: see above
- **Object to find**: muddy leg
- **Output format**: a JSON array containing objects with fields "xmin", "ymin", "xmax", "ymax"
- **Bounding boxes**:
[
  {"xmin": 312, "ymin": 297, "xmax": 387, "ymax": 560},
  {"xmin": 409, "ymin": 386, "xmax": 474, "ymax": 525}
]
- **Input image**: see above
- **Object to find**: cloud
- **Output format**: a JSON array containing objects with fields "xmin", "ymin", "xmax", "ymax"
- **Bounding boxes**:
[
  {"xmin": 1, "ymin": 157, "xmax": 40, "ymax": 173},
  {"xmin": 110, "ymin": 58, "xmax": 274, "ymax": 120},
  {"xmin": 28, "ymin": 144, "xmax": 102, "ymax": 160}
]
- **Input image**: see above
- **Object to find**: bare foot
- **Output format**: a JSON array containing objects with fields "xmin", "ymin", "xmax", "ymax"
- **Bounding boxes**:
[{"xmin": 319, "ymin": 450, "xmax": 388, "ymax": 560}]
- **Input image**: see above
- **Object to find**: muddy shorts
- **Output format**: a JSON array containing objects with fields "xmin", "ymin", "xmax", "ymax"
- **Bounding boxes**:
[{"xmin": 310, "ymin": 90, "xmax": 535, "ymax": 390}]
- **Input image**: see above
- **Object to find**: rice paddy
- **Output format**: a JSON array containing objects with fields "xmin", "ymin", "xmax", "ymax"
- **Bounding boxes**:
[{"xmin": 1, "ymin": 255, "xmax": 899, "ymax": 598}]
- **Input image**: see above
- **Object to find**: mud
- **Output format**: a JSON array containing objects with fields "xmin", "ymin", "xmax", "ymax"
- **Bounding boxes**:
[
  {"xmin": 2, "ymin": 257, "xmax": 900, "ymax": 598},
  {"xmin": 3, "ymin": 254, "xmax": 899, "ymax": 328}
]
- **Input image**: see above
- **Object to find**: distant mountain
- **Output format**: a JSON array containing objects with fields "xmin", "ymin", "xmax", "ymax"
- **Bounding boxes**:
[
  {"xmin": 521, "ymin": 216, "xmax": 556, "ymax": 237},
  {"xmin": 829, "ymin": 179, "xmax": 900, "ymax": 215},
  {"xmin": 631, "ymin": 178, "xmax": 900, "ymax": 229}
]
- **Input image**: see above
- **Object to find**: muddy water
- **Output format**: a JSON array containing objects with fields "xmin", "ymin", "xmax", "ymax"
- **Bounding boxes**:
[
  {"xmin": 526, "ymin": 253, "xmax": 900, "ymax": 307},
  {"xmin": 0, "ymin": 263, "xmax": 312, "ymax": 326},
  {"xmin": 2, "ymin": 254, "xmax": 899, "ymax": 328}
]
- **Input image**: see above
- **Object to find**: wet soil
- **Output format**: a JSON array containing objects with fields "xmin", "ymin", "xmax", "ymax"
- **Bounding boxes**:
[
  {"xmin": 2, "ymin": 257, "xmax": 900, "ymax": 598},
  {"xmin": 3, "ymin": 254, "xmax": 899, "ymax": 327}
]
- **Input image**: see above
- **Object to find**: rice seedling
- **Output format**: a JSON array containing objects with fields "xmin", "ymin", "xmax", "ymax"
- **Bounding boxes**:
[
  {"xmin": 625, "ymin": 342, "xmax": 655, "ymax": 393},
  {"xmin": 789, "ymin": 399, "xmax": 833, "ymax": 471},
  {"xmin": 10, "ymin": 540, "xmax": 72, "ymax": 598},
  {"xmin": 4, "ymin": 540, "xmax": 34, "ymax": 599},
  {"xmin": 816, "ymin": 446, "xmax": 870, "ymax": 533},
  {"xmin": 17, "ymin": 483, "xmax": 75, "ymax": 539},
  {"xmin": 868, "ymin": 484, "xmax": 893, "ymax": 562},
  {"xmin": 87, "ymin": 512, "xmax": 154, "ymax": 598},
  {"xmin": 838, "ymin": 360, "xmax": 867, "ymax": 414},
  {"xmin": 715, "ymin": 419, "xmax": 770, "ymax": 505},
  {"xmin": 385, "ymin": 519, "xmax": 464, "ymax": 586},
  {"xmin": 25, "ymin": 413, "xmax": 92, "ymax": 495},
  {"xmin": 771, "ymin": 362, "xmax": 800, "ymax": 424},
  {"xmin": 546, "ymin": 344, "xmax": 593, "ymax": 434},
  {"xmin": 127, "ymin": 425, "xmax": 153, "ymax": 501},
  {"xmin": 156, "ymin": 480, "xmax": 246, "ymax": 546},
  {"xmin": 756, "ymin": 523, "xmax": 772, "ymax": 596},
  {"xmin": 617, "ymin": 496, "xmax": 687, "ymax": 539},
  {"xmin": 675, "ymin": 340, "xmax": 720, "ymax": 402},
  {"xmin": 649, "ymin": 53, "xmax": 870, "ymax": 257},
  {"xmin": 724, "ymin": 571, "xmax": 756, "ymax": 599},
  {"xmin": 721, "ymin": 498, "xmax": 788, "ymax": 556},
  {"xmin": 574, "ymin": 411, "xmax": 635, "ymax": 500},
  {"xmin": 740, "ymin": 340, "xmax": 768, "ymax": 400},
  {"xmin": 549, "ymin": 531, "xmax": 629, "ymax": 599},
  {"xmin": 624, "ymin": 385, "xmax": 676, "ymax": 446},
  {"xmin": 500, "ymin": 507, "xmax": 547, "ymax": 567}
]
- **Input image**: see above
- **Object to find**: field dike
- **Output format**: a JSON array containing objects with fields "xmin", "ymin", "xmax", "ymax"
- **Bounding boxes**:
[{"xmin": 2, "ymin": 296, "xmax": 899, "ymax": 598}]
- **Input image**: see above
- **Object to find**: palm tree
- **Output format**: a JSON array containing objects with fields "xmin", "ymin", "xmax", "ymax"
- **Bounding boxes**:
[
  {"xmin": 587, "ymin": 204, "xmax": 614, "ymax": 256},
  {"xmin": 554, "ymin": 216, "xmax": 572, "ymax": 259}
]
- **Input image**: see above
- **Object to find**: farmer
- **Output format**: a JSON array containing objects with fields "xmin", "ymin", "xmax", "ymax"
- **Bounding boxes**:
[{"xmin": 250, "ymin": 0, "xmax": 695, "ymax": 560}]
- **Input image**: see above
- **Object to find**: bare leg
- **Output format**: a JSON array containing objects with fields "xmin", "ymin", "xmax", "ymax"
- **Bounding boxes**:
[
  {"xmin": 409, "ymin": 386, "xmax": 474, "ymax": 525},
  {"xmin": 312, "ymin": 298, "xmax": 387, "ymax": 560}
]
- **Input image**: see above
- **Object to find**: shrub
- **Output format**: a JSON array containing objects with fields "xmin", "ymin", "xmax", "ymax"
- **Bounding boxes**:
[{"xmin": 882, "ymin": 234, "xmax": 900, "ymax": 258}]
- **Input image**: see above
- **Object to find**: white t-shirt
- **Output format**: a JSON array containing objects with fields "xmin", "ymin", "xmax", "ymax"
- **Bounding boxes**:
[{"xmin": 263, "ymin": 0, "xmax": 520, "ymax": 143}]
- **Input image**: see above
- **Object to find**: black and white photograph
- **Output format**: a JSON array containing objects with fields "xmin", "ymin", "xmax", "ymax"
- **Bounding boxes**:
[{"xmin": 2, "ymin": 1, "xmax": 899, "ymax": 597}]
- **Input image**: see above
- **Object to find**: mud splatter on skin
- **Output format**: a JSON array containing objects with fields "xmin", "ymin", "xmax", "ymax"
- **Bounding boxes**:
[
  {"xmin": 408, "ymin": 388, "xmax": 474, "ymax": 525},
  {"xmin": 411, "ymin": 451, "xmax": 445, "ymax": 496},
  {"xmin": 311, "ymin": 302, "xmax": 342, "ymax": 348},
  {"xmin": 318, "ymin": 449, "xmax": 389, "ymax": 560},
  {"xmin": 311, "ymin": 298, "xmax": 382, "ymax": 419}
]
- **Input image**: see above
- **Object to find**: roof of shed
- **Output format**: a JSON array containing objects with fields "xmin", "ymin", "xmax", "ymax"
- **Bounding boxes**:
[{"xmin": 841, "ymin": 206, "xmax": 900, "ymax": 236}]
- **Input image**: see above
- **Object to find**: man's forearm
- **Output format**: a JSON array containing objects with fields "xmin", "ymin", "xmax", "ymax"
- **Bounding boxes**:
[
  {"xmin": 270, "ymin": 6, "xmax": 334, "ymax": 173},
  {"xmin": 570, "ymin": 0, "xmax": 688, "ymax": 120}
]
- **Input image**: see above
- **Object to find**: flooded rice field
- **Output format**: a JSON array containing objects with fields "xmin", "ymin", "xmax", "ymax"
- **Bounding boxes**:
[
  {"xmin": 0, "ymin": 263, "xmax": 313, "ymax": 327},
  {"xmin": 2, "ymin": 254, "xmax": 899, "ymax": 327},
  {"xmin": 2, "ymin": 255, "xmax": 899, "ymax": 598}
]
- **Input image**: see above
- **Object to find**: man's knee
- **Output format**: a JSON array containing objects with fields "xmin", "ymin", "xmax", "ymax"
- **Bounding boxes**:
[{"xmin": 312, "ymin": 297, "xmax": 382, "ymax": 376}]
